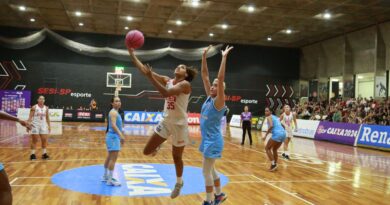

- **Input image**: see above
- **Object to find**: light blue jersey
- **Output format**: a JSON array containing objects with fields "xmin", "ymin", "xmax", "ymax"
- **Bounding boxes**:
[
  {"xmin": 199, "ymin": 97, "xmax": 227, "ymax": 158},
  {"xmin": 106, "ymin": 109, "xmax": 123, "ymax": 151},
  {"xmin": 0, "ymin": 162, "xmax": 3, "ymax": 171},
  {"xmin": 270, "ymin": 115, "xmax": 286, "ymax": 142}
]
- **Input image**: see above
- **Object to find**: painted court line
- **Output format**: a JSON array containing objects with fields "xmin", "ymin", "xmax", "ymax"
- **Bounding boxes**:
[
  {"xmin": 3, "ymin": 158, "xmax": 264, "ymax": 166},
  {"xmin": 230, "ymin": 179, "xmax": 353, "ymax": 184},
  {"xmin": 225, "ymin": 141, "xmax": 350, "ymax": 180},
  {"xmin": 0, "ymin": 135, "xmax": 23, "ymax": 143},
  {"xmin": 17, "ymin": 177, "xmax": 51, "ymax": 178},
  {"xmin": 251, "ymin": 175, "xmax": 315, "ymax": 205},
  {"xmin": 9, "ymin": 177, "xmax": 18, "ymax": 185},
  {"xmin": 11, "ymin": 184, "xmax": 55, "ymax": 187}
]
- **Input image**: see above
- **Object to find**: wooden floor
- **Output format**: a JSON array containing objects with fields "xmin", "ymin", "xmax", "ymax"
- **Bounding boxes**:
[{"xmin": 0, "ymin": 121, "xmax": 389, "ymax": 205}]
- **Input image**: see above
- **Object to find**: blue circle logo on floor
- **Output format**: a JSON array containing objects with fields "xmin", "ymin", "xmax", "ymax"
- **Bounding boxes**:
[{"xmin": 51, "ymin": 163, "xmax": 229, "ymax": 197}]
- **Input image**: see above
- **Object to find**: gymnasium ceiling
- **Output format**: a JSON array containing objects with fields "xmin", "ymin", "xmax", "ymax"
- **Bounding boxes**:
[{"xmin": 1, "ymin": 0, "xmax": 390, "ymax": 47}]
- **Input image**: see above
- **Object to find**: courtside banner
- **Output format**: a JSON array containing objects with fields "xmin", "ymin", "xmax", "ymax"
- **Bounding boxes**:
[
  {"xmin": 188, "ymin": 113, "xmax": 201, "ymax": 125},
  {"xmin": 356, "ymin": 124, "xmax": 390, "ymax": 151},
  {"xmin": 315, "ymin": 122, "xmax": 361, "ymax": 146},
  {"xmin": 251, "ymin": 116, "xmax": 259, "ymax": 129},
  {"xmin": 124, "ymin": 111, "xmax": 163, "ymax": 124},
  {"xmin": 229, "ymin": 114, "xmax": 241, "ymax": 127},
  {"xmin": 17, "ymin": 108, "xmax": 63, "ymax": 122},
  {"xmin": 293, "ymin": 120, "xmax": 320, "ymax": 139}
]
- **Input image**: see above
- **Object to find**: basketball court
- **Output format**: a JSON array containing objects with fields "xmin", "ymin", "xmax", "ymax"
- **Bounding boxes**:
[
  {"xmin": 0, "ymin": 121, "xmax": 388, "ymax": 205},
  {"xmin": 1, "ymin": 0, "xmax": 390, "ymax": 205}
]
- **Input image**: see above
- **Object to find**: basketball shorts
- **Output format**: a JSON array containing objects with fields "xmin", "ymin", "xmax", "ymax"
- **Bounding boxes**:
[
  {"xmin": 31, "ymin": 124, "xmax": 49, "ymax": 134},
  {"xmin": 199, "ymin": 139, "xmax": 224, "ymax": 159},
  {"xmin": 271, "ymin": 131, "xmax": 287, "ymax": 143},
  {"xmin": 106, "ymin": 133, "xmax": 121, "ymax": 151},
  {"xmin": 285, "ymin": 126, "xmax": 294, "ymax": 138},
  {"xmin": 154, "ymin": 120, "xmax": 189, "ymax": 147}
]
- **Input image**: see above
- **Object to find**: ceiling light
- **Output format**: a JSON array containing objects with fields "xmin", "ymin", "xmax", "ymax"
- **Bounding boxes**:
[
  {"xmin": 30, "ymin": 18, "xmax": 35, "ymax": 22},
  {"xmin": 168, "ymin": 30, "xmax": 172, "ymax": 33},
  {"xmin": 19, "ymin": 6, "xmax": 26, "ymax": 11},
  {"xmin": 209, "ymin": 33, "xmax": 214, "ymax": 37},
  {"xmin": 191, "ymin": 0, "xmax": 200, "ymax": 7},
  {"xmin": 323, "ymin": 12, "xmax": 331, "ymax": 19},
  {"xmin": 126, "ymin": 16, "xmax": 133, "ymax": 21},
  {"xmin": 248, "ymin": 5, "xmax": 255, "ymax": 13},
  {"xmin": 267, "ymin": 36, "xmax": 272, "ymax": 41},
  {"xmin": 286, "ymin": 29, "xmax": 292, "ymax": 34},
  {"xmin": 331, "ymin": 78, "xmax": 339, "ymax": 82},
  {"xmin": 75, "ymin": 11, "xmax": 82, "ymax": 16},
  {"xmin": 176, "ymin": 20, "xmax": 182, "ymax": 25},
  {"xmin": 124, "ymin": 26, "xmax": 129, "ymax": 30},
  {"xmin": 222, "ymin": 24, "xmax": 228, "ymax": 29},
  {"xmin": 357, "ymin": 76, "xmax": 363, "ymax": 79},
  {"xmin": 78, "ymin": 22, "xmax": 84, "ymax": 26}
]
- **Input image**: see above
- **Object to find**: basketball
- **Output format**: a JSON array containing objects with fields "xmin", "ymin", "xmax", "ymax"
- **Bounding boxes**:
[{"xmin": 125, "ymin": 30, "xmax": 144, "ymax": 49}]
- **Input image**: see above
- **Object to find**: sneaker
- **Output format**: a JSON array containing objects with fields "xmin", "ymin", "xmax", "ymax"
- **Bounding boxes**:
[
  {"xmin": 270, "ymin": 163, "xmax": 278, "ymax": 172},
  {"xmin": 101, "ymin": 175, "xmax": 109, "ymax": 182},
  {"xmin": 214, "ymin": 193, "xmax": 228, "ymax": 205},
  {"xmin": 106, "ymin": 178, "xmax": 121, "ymax": 186},
  {"xmin": 30, "ymin": 154, "xmax": 37, "ymax": 161},
  {"xmin": 284, "ymin": 154, "xmax": 291, "ymax": 160},
  {"xmin": 170, "ymin": 182, "xmax": 184, "ymax": 199},
  {"xmin": 42, "ymin": 153, "xmax": 50, "ymax": 160},
  {"xmin": 202, "ymin": 201, "xmax": 213, "ymax": 205},
  {"xmin": 282, "ymin": 153, "xmax": 286, "ymax": 158}
]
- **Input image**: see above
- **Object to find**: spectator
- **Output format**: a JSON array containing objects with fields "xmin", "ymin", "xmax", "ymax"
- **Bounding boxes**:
[
  {"xmin": 90, "ymin": 99, "xmax": 98, "ymax": 111},
  {"xmin": 294, "ymin": 97, "xmax": 389, "ymax": 125}
]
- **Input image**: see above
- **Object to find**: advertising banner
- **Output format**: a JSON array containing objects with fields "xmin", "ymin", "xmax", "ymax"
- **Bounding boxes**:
[
  {"xmin": 229, "ymin": 114, "xmax": 241, "ymax": 127},
  {"xmin": 315, "ymin": 121, "xmax": 361, "ymax": 145},
  {"xmin": 251, "ymin": 116, "xmax": 259, "ymax": 129},
  {"xmin": 293, "ymin": 119, "xmax": 320, "ymax": 139},
  {"xmin": 188, "ymin": 113, "xmax": 201, "ymax": 125},
  {"xmin": 256, "ymin": 117, "xmax": 265, "ymax": 130},
  {"xmin": 0, "ymin": 90, "xmax": 31, "ymax": 116},
  {"xmin": 17, "ymin": 108, "xmax": 63, "ymax": 122},
  {"xmin": 356, "ymin": 124, "xmax": 389, "ymax": 151},
  {"xmin": 124, "ymin": 111, "xmax": 164, "ymax": 124}
]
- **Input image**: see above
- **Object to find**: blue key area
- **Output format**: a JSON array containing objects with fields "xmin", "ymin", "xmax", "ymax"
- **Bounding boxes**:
[{"xmin": 51, "ymin": 163, "xmax": 229, "ymax": 197}]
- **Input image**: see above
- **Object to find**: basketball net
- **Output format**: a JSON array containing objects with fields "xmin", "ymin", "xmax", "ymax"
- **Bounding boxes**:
[{"xmin": 114, "ymin": 80, "xmax": 122, "ymax": 97}]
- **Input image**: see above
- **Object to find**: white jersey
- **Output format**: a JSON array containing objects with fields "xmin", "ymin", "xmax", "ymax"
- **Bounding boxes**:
[
  {"xmin": 162, "ymin": 79, "xmax": 190, "ymax": 125},
  {"xmin": 32, "ymin": 105, "xmax": 48, "ymax": 127},
  {"xmin": 282, "ymin": 112, "xmax": 295, "ymax": 128}
]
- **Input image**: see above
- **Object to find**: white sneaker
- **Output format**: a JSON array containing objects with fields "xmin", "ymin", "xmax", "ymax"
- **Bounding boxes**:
[
  {"xmin": 106, "ymin": 178, "xmax": 121, "ymax": 186},
  {"xmin": 101, "ymin": 175, "xmax": 109, "ymax": 182}
]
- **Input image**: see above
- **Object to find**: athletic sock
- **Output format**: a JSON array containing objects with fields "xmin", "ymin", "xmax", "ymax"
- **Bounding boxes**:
[
  {"xmin": 206, "ymin": 192, "xmax": 213, "ymax": 202},
  {"xmin": 108, "ymin": 170, "xmax": 113, "ymax": 180},
  {"xmin": 43, "ymin": 149, "xmax": 47, "ymax": 154},
  {"xmin": 104, "ymin": 168, "xmax": 108, "ymax": 176},
  {"xmin": 177, "ymin": 177, "xmax": 183, "ymax": 184},
  {"xmin": 271, "ymin": 160, "xmax": 275, "ymax": 165},
  {"xmin": 31, "ymin": 150, "xmax": 35, "ymax": 155},
  {"xmin": 215, "ymin": 186, "xmax": 222, "ymax": 195}
]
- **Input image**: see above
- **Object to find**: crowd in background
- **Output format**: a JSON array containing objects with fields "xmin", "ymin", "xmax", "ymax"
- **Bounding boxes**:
[{"xmin": 293, "ymin": 97, "xmax": 390, "ymax": 125}]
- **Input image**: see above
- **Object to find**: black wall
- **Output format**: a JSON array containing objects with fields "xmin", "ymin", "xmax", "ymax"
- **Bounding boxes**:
[{"xmin": 0, "ymin": 26, "xmax": 300, "ymax": 117}]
